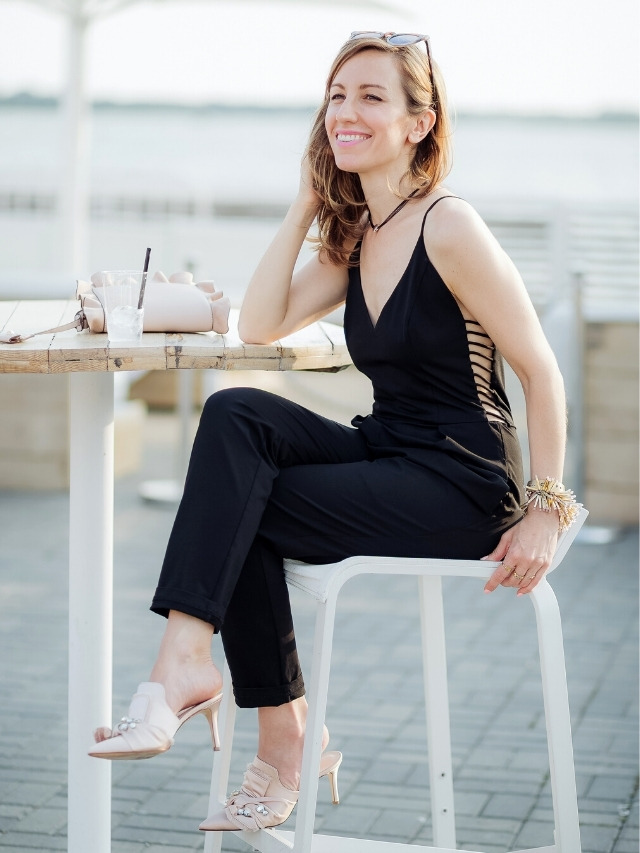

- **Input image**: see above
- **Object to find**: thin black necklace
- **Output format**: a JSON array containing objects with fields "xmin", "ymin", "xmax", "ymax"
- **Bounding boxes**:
[{"xmin": 367, "ymin": 188, "xmax": 421, "ymax": 232}]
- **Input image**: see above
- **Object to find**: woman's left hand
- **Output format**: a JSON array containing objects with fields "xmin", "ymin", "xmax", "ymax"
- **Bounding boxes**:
[{"xmin": 482, "ymin": 509, "xmax": 559, "ymax": 595}]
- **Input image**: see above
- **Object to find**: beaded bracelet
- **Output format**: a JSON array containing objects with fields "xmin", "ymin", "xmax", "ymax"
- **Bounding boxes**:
[{"xmin": 523, "ymin": 476, "xmax": 581, "ymax": 531}]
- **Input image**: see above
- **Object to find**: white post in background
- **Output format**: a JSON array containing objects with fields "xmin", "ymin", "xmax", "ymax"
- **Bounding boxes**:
[
  {"xmin": 138, "ymin": 368, "xmax": 196, "ymax": 503},
  {"xmin": 542, "ymin": 205, "xmax": 584, "ymax": 491},
  {"xmin": 59, "ymin": 1, "xmax": 90, "ymax": 274},
  {"xmin": 68, "ymin": 372, "xmax": 113, "ymax": 853},
  {"xmin": 139, "ymin": 260, "xmax": 204, "ymax": 504},
  {"xmin": 567, "ymin": 270, "xmax": 585, "ymax": 500}
]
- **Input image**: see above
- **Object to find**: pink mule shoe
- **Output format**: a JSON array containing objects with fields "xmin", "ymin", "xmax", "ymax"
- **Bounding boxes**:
[
  {"xmin": 199, "ymin": 750, "xmax": 342, "ymax": 832},
  {"xmin": 88, "ymin": 681, "xmax": 222, "ymax": 760}
]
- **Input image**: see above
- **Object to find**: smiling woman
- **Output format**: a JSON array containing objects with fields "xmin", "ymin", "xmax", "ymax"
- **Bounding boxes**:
[{"xmin": 86, "ymin": 28, "xmax": 581, "ymax": 843}]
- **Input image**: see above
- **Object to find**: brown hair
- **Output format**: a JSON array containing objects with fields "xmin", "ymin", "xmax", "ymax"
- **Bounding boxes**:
[{"xmin": 306, "ymin": 36, "xmax": 452, "ymax": 266}]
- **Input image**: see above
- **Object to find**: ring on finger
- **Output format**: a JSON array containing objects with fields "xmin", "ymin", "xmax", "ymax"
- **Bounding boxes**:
[
  {"xmin": 512, "ymin": 571, "xmax": 525, "ymax": 581},
  {"xmin": 503, "ymin": 565, "xmax": 514, "ymax": 575},
  {"xmin": 526, "ymin": 571, "xmax": 538, "ymax": 580}
]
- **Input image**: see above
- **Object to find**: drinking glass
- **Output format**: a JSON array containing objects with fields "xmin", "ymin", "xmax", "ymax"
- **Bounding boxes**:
[{"xmin": 100, "ymin": 270, "xmax": 144, "ymax": 344}]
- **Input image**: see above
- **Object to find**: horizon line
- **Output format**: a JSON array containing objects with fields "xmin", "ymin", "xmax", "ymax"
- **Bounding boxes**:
[{"xmin": 0, "ymin": 91, "xmax": 638, "ymax": 122}]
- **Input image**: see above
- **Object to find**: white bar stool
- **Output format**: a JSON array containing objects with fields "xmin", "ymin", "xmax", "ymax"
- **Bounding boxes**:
[{"xmin": 204, "ymin": 507, "xmax": 588, "ymax": 853}]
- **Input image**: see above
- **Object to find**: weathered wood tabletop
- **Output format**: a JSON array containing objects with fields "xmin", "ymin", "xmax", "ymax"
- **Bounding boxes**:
[{"xmin": 0, "ymin": 302, "xmax": 351, "ymax": 374}]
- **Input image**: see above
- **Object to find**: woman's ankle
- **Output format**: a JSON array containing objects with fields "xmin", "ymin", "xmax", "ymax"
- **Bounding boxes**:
[
  {"xmin": 149, "ymin": 659, "xmax": 222, "ymax": 714},
  {"xmin": 148, "ymin": 612, "xmax": 221, "ymax": 712},
  {"xmin": 256, "ymin": 701, "xmax": 330, "ymax": 791},
  {"xmin": 157, "ymin": 610, "xmax": 214, "ymax": 658}
]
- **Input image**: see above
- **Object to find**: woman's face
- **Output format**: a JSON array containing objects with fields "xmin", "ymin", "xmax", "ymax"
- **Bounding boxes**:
[{"xmin": 324, "ymin": 49, "xmax": 419, "ymax": 177}]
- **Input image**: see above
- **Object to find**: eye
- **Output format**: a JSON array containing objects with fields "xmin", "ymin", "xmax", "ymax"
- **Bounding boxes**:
[
  {"xmin": 329, "ymin": 92, "xmax": 345, "ymax": 102},
  {"xmin": 364, "ymin": 94, "xmax": 383, "ymax": 102}
]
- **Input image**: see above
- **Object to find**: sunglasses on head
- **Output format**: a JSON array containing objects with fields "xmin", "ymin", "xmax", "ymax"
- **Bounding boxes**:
[{"xmin": 348, "ymin": 31, "xmax": 435, "ymax": 101}]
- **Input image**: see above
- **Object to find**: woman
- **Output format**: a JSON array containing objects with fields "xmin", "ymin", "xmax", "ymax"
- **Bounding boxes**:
[{"xmin": 90, "ymin": 32, "xmax": 579, "ymax": 834}]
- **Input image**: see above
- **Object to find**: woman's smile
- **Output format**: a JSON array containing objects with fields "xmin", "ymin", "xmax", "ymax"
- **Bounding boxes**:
[{"xmin": 334, "ymin": 132, "xmax": 372, "ymax": 146}]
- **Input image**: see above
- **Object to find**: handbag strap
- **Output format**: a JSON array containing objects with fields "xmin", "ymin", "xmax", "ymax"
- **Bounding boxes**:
[{"xmin": 0, "ymin": 309, "xmax": 88, "ymax": 344}]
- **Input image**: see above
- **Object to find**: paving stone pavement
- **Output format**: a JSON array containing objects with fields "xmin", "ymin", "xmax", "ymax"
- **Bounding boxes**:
[{"xmin": 0, "ymin": 412, "xmax": 637, "ymax": 853}]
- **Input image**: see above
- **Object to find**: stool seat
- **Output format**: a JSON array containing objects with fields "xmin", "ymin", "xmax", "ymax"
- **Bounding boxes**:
[{"xmin": 205, "ymin": 507, "xmax": 587, "ymax": 853}]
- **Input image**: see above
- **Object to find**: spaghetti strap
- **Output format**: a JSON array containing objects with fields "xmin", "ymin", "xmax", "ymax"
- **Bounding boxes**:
[{"xmin": 420, "ymin": 195, "xmax": 463, "ymax": 230}]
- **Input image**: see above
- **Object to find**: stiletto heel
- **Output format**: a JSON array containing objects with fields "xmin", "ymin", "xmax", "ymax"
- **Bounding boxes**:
[
  {"xmin": 200, "ymin": 703, "xmax": 221, "ymax": 751},
  {"xmin": 320, "ymin": 751, "xmax": 342, "ymax": 804},
  {"xmin": 199, "ymin": 750, "xmax": 343, "ymax": 832},
  {"xmin": 88, "ymin": 682, "xmax": 223, "ymax": 760}
]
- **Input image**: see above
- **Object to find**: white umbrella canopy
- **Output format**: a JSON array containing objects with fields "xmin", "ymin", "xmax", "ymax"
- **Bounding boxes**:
[
  {"xmin": 24, "ymin": 0, "xmax": 408, "ymax": 271},
  {"xmin": 36, "ymin": 0, "xmax": 401, "ymax": 17}
]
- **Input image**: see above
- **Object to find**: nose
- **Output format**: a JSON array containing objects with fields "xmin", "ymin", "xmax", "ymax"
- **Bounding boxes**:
[{"xmin": 335, "ymin": 95, "xmax": 358, "ymax": 122}]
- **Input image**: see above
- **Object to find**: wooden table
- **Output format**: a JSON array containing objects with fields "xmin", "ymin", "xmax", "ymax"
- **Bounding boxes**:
[{"xmin": 0, "ymin": 299, "xmax": 351, "ymax": 853}]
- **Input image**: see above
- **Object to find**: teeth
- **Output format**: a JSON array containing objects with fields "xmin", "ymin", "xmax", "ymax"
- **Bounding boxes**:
[{"xmin": 337, "ymin": 134, "xmax": 368, "ymax": 142}]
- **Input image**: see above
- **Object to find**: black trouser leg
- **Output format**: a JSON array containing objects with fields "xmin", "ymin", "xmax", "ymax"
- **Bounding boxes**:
[
  {"xmin": 151, "ymin": 387, "xmax": 368, "ymax": 706},
  {"xmin": 219, "ymin": 535, "xmax": 305, "ymax": 708}
]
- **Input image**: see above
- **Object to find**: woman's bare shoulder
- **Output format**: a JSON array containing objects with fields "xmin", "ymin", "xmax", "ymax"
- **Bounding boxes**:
[{"xmin": 423, "ymin": 194, "xmax": 495, "ymax": 255}]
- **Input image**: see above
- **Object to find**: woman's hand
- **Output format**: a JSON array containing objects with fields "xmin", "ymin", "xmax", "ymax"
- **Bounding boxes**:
[
  {"xmin": 482, "ymin": 509, "xmax": 559, "ymax": 596},
  {"xmin": 298, "ymin": 155, "xmax": 321, "ymax": 212}
]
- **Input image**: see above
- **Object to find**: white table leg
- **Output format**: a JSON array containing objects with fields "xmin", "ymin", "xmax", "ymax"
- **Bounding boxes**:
[{"xmin": 68, "ymin": 372, "xmax": 113, "ymax": 853}]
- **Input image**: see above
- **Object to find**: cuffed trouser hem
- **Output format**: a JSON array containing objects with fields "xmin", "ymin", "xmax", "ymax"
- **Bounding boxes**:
[
  {"xmin": 232, "ymin": 675, "xmax": 306, "ymax": 709},
  {"xmin": 150, "ymin": 588, "xmax": 224, "ymax": 631}
]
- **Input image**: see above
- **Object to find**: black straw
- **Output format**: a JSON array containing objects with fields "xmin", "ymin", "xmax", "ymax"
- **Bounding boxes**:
[{"xmin": 138, "ymin": 247, "xmax": 151, "ymax": 309}]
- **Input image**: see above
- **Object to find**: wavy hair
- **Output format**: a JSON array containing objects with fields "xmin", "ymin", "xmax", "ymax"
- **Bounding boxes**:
[{"xmin": 306, "ymin": 36, "xmax": 452, "ymax": 266}]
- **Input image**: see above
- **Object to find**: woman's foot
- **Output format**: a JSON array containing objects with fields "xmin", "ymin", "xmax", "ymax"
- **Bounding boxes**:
[
  {"xmin": 92, "ymin": 610, "xmax": 223, "ymax": 749},
  {"xmin": 147, "ymin": 658, "xmax": 223, "ymax": 717},
  {"xmin": 199, "ymin": 750, "xmax": 342, "ymax": 833},
  {"xmin": 148, "ymin": 610, "xmax": 222, "ymax": 714},
  {"xmin": 89, "ymin": 682, "xmax": 223, "ymax": 758}
]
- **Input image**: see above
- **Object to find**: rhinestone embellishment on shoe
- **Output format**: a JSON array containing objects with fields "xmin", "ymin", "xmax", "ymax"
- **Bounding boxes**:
[
  {"xmin": 117, "ymin": 716, "xmax": 142, "ymax": 732},
  {"xmin": 236, "ymin": 804, "xmax": 269, "ymax": 818}
]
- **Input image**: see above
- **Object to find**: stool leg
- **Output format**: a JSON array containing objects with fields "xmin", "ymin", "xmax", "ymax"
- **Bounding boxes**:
[
  {"xmin": 531, "ymin": 579, "xmax": 582, "ymax": 852},
  {"xmin": 293, "ymin": 593, "xmax": 340, "ymax": 852},
  {"xmin": 204, "ymin": 661, "xmax": 237, "ymax": 853},
  {"xmin": 419, "ymin": 576, "xmax": 456, "ymax": 848}
]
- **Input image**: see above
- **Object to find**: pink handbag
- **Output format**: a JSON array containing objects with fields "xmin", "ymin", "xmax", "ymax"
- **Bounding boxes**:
[
  {"xmin": 81, "ymin": 271, "xmax": 230, "ymax": 334},
  {"xmin": 0, "ymin": 271, "xmax": 231, "ymax": 343}
]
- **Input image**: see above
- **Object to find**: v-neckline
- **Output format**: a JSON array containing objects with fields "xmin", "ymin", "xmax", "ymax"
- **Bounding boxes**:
[{"xmin": 358, "ymin": 232, "xmax": 423, "ymax": 330}]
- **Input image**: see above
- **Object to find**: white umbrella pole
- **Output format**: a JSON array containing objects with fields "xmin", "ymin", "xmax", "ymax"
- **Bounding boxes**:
[{"xmin": 60, "ymin": 3, "xmax": 90, "ymax": 273}]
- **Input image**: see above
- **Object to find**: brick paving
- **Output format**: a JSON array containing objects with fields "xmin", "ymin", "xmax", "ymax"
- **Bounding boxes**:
[{"xmin": 0, "ymin": 411, "xmax": 637, "ymax": 852}]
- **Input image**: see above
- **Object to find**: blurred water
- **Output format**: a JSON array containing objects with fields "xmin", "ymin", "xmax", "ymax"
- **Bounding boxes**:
[
  {"xmin": 0, "ymin": 104, "xmax": 637, "ymax": 298},
  {"xmin": 3, "ymin": 105, "xmax": 637, "ymax": 201}
]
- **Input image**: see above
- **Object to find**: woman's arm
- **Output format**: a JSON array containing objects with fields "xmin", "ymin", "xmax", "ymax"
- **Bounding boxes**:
[
  {"xmin": 238, "ymin": 167, "xmax": 350, "ymax": 344},
  {"xmin": 425, "ymin": 198, "xmax": 569, "ymax": 594}
]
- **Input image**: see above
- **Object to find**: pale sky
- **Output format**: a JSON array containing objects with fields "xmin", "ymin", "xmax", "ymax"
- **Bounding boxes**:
[{"xmin": 0, "ymin": 0, "xmax": 638, "ymax": 114}]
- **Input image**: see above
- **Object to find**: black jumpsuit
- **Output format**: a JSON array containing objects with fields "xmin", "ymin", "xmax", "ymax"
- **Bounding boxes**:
[{"xmin": 151, "ymin": 199, "xmax": 525, "ymax": 708}]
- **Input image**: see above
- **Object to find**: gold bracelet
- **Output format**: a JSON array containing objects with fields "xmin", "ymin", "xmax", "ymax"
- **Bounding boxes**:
[{"xmin": 523, "ymin": 476, "xmax": 581, "ymax": 531}]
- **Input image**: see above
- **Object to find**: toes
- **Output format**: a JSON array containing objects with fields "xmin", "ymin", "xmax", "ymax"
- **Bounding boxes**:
[{"xmin": 94, "ymin": 726, "xmax": 113, "ymax": 743}]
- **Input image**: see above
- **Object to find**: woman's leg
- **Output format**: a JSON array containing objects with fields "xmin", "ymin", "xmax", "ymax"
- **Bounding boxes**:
[
  {"xmin": 219, "ymin": 536, "xmax": 304, "ymax": 708},
  {"xmin": 144, "ymin": 387, "xmax": 368, "ymax": 717},
  {"xmin": 151, "ymin": 386, "xmax": 368, "ymax": 626},
  {"xmin": 256, "ymin": 699, "xmax": 317, "ymax": 791}
]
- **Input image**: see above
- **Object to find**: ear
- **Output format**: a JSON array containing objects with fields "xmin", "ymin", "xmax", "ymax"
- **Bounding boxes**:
[{"xmin": 408, "ymin": 109, "xmax": 436, "ymax": 144}]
